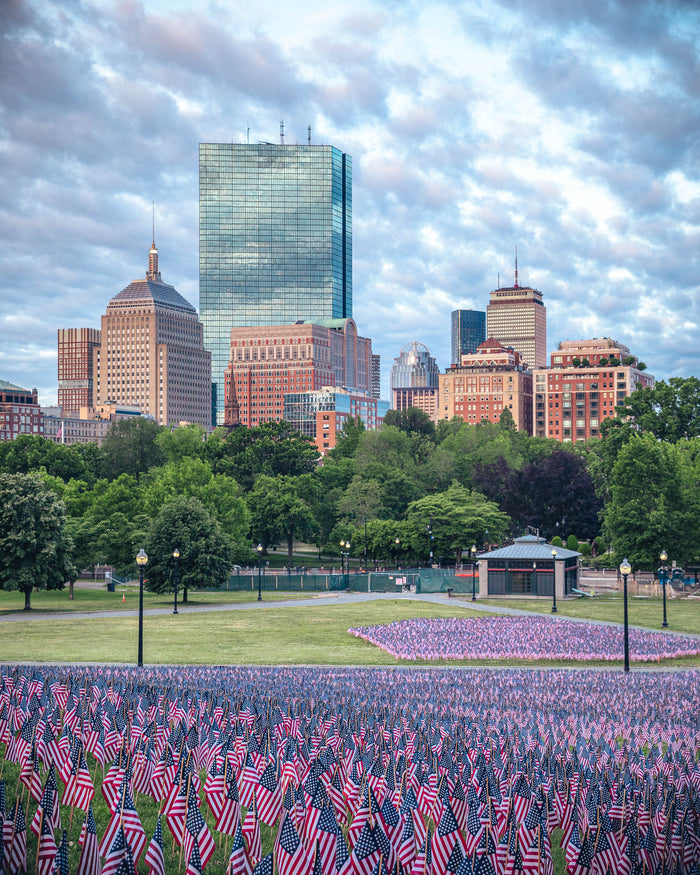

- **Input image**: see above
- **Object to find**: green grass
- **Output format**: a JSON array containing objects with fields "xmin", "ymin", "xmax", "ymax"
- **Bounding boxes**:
[
  {"xmin": 0, "ymin": 586, "xmax": 315, "ymax": 615},
  {"xmin": 473, "ymin": 595, "xmax": 700, "ymax": 635},
  {"xmin": 2, "ymin": 599, "xmax": 699, "ymax": 668}
]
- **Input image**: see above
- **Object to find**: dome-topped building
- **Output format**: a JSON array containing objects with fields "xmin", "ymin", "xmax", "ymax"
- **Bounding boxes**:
[
  {"xmin": 93, "ymin": 241, "xmax": 212, "ymax": 428},
  {"xmin": 389, "ymin": 341, "xmax": 440, "ymax": 422}
]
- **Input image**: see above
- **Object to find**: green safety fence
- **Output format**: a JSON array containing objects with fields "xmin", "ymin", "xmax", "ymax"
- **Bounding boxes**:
[{"xmin": 214, "ymin": 568, "xmax": 478, "ymax": 594}]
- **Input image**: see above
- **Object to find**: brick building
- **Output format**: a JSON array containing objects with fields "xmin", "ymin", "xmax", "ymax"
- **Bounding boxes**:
[
  {"xmin": 532, "ymin": 338, "xmax": 654, "ymax": 442},
  {"xmin": 224, "ymin": 319, "xmax": 374, "ymax": 428},
  {"xmin": 0, "ymin": 380, "xmax": 44, "ymax": 441},
  {"xmin": 57, "ymin": 328, "xmax": 101, "ymax": 413},
  {"xmin": 439, "ymin": 338, "xmax": 533, "ymax": 433}
]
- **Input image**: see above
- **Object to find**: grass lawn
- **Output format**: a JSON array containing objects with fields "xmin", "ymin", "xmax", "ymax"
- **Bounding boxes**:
[
  {"xmin": 2, "ymin": 599, "xmax": 700, "ymax": 668},
  {"xmin": 0, "ymin": 585, "xmax": 315, "ymax": 615},
  {"xmin": 473, "ymin": 594, "xmax": 700, "ymax": 635}
]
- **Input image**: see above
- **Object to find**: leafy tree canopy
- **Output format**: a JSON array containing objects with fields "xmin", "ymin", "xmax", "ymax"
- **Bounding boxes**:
[
  {"xmin": 614, "ymin": 377, "xmax": 700, "ymax": 442},
  {"xmin": 0, "ymin": 434, "xmax": 94, "ymax": 483},
  {"xmin": 0, "ymin": 472, "xmax": 76, "ymax": 609},
  {"xmin": 155, "ymin": 423, "xmax": 207, "ymax": 464},
  {"xmin": 328, "ymin": 416, "xmax": 366, "ymax": 459},
  {"xmin": 206, "ymin": 421, "xmax": 319, "ymax": 490},
  {"xmin": 383, "ymin": 407, "xmax": 436, "ymax": 438},
  {"xmin": 248, "ymin": 474, "xmax": 320, "ymax": 567},
  {"xmin": 101, "ymin": 418, "xmax": 165, "ymax": 480},
  {"xmin": 144, "ymin": 496, "xmax": 234, "ymax": 600}
]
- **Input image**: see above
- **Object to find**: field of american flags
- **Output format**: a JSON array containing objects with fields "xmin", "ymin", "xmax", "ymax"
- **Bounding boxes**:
[
  {"xmin": 348, "ymin": 616, "xmax": 700, "ymax": 662},
  {"xmin": 0, "ymin": 663, "xmax": 699, "ymax": 874}
]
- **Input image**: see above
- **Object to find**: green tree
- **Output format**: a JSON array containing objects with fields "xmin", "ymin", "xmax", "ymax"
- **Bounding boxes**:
[
  {"xmin": 614, "ymin": 377, "xmax": 700, "ymax": 442},
  {"xmin": 336, "ymin": 476, "xmax": 385, "ymax": 523},
  {"xmin": 94, "ymin": 511, "xmax": 151, "ymax": 575},
  {"xmin": 0, "ymin": 473, "xmax": 76, "ymax": 609},
  {"xmin": 206, "ymin": 421, "xmax": 319, "ymax": 490},
  {"xmin": 329, "ymin": 416, "xmax": 366, "ymax": 459},
  {"xmin": 382, "ymin": 408, "xmax": 436, "ymax": 438},
  {"xmin": 144, "ymin": 496, "xmax": 234, "ymax": 602},
  {"xmin": 248, "ymin": 474, "xmax": 319, "ymax": 567},
  {"xmin": 141, "ymin": 458, "xmax": 250, "ymax": 557},
  {"xmin": 566, "ymin": 534, "xmax": 579, "ymax": 552},
  {"xmin": 155, "ymin": 424, "xmax": 207, "ymax": 464},
  {"xmin": 405, "ymin": 483, "xmax": 510, "ymax": 565},
  {"xmin": 101, "ymin": 418, "xmax": 165, "ymax": 480},
  {"xmin": 602, "ymin": 434, "xmax": 692, "ymax": 568},
  {"xmin": 0, "ymin": 434, "xmax": 92, "ymax": 482}
]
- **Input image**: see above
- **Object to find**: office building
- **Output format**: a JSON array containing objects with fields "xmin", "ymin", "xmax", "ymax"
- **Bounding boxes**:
[
  {"xmin": 199, "ymin": 142, "xmax": 352, "ymax": 422},
  {"xmin": 486, "ymin": 259, "xmax": 546, "ymax": 369},
  {"xmin": 440, "ymin": 338, "xmax": 533, "ymax": 432},
  {"xmin": 223, "ymin": 319, "xmax": 373, "ymax": 428},
  {"xmin": 0, "ymin": 380, "xmax": 43, "ymax": 441},
  {"xmin": 57, "ymin": 328, "xmax": 101, "ymax": 413},
  {"xmin": 42, "ymin": 403, "xmax": 142, "ymax": 446},
  {"xmin": 284, "ymin": 388, "xmax": 390, "ymax": 455},
  {"xmin": 390, "ymin": 341, "xmax": 440, "ymax": 421},
  {"xmin": 532, "ymin": 338, "xmax": 654, "ymax": 442},
  {"xmin": 93, "ymin": 241, "xmax": 211, "ymax": 428},
  {"xmin": 370, "ymin": 354, "xmax": 381, "ymax": 399},
  {"xmin": 451, "ymin": 309, "xmax": 485, "ymax": 365}
]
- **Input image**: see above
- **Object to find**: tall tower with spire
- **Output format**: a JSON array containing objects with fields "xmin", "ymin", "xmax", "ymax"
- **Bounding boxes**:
[
  {"xmin": 92, "ymin": 241, "xmax": 212, "ymax": 427},
  {"xmin": 486, "ymin": 252, "xmax": 546, "ymax": 369}
]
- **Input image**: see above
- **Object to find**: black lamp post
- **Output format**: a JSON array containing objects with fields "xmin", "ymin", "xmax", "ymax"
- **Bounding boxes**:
[
  {"xmin": 659, "ymin": 550, "xmax": 669, "ymax": 628},
  {"xmin": 340, "ymin": 540, "xmax": 351, "ymax": 588},
  {"xmin": 256, "ymin": 543, "xmax": 263, "ymax": 601},
  {"xmin": 136, "ymin": 548, "xmax": 148, "ymax": 667},
  {"xmin": 363, "ymin": 516, "xmax": 368, "ymax": 572},
  {"xmin": 426, "ymin": 516, "xmax": 434, "ymax": 567},
  {"xmin": 471, "ymin": 545, "xmax": 477, "ymax": 601},
  {"xmin": 620, "ymin": 557, "xmax": 631, "ymax": 672},
  {"xmin": 172, "ymin": 548, "xmax": 179, "ymax": 615},
  {"xmin": 395, "ymin": 538, "xmax": 400, "ymax": 570},
  {"xmin": 550, "ymin": 548, "xmax": 558, "ymax": 613}
]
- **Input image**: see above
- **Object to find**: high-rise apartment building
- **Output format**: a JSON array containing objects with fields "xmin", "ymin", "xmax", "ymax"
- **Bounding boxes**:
[
  {"xmin": 370, "ymin": 354, "xmax": 381, "ymax": 399},
  {"xmin": 57, "ymin": 328, "xmax": 101, "ymax": 413},
  {"xmin": 199, "ymin": 142, "xmax": 352, "ymax": 423},
  {"xmin": 486, "ymin": 260, "xmax": 546, "ymax": 369},
  {"xmin": 390, "ymin": 341, "xmax": 440, "ymax": 422},
  {"xmin": 93, "ymin": 242, "xmax": 211, "ymax": 428},
  {"xmin": 451, "ymin": 309, "xmax": 485, "ymax": 365},
  {"xmin": 439, "ymin": 338, "xmax": 532, "ymax": 433},
  {"xmin": 223, "ymin": 319, "xmax": 372, "ymax": 428},
  {"xmin": 532, "ymin": 338, "xmax": 654, "ymax": 442}
]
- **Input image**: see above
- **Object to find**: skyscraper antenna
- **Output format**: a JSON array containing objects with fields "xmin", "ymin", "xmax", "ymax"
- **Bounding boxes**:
[
  {"xmin": 280, "ymin": 119, "xmax": 285, "ymax": 144},
  {"xmin": 247, "ymin": 126, "xmax": 250, "ymax": 144},
  {"xmin": 152, "ymin": 201, "xmax": 155, "ymax": 246},
  {"xmin": 497, "ymin": 272, "xmax": 500, "ymax": 290},
  {"xmin": 308, "ymin": 124, "xmax": 311, "ymax": 145},
  {"xmin": 514, "ymin": 246, "xmax": 519, "ymax": 288}
]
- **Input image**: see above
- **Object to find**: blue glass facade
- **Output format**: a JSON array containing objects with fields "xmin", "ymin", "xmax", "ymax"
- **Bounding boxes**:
[
  {"xmin": 199, "ymin": 143, "xmax": 352, "ymax": 422},
  {"xmin": 451, "ymin": 309, "xmax": 486, "ymax": 364}
]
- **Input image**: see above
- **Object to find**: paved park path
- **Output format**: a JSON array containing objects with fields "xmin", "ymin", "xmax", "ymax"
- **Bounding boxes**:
[{"xmin": 1, "ymin": 589, "xmax": 699, "ymax": 641}]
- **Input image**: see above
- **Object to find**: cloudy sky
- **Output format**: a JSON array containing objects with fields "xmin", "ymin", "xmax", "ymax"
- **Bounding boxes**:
[{"xmin": 1, "ymin": 0, "xmax": 698, "ymax": 405}]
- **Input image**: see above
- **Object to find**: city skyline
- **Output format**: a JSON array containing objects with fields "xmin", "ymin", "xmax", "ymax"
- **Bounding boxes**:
[{"xmin": 1, "ymin": 0, "xmax": 698, "ymax": 406}]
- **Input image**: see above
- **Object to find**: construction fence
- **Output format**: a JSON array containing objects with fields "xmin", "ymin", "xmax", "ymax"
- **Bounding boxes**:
[{"xmin": 218, "ymin": 568, "xmax": 479, "ymax": 595}]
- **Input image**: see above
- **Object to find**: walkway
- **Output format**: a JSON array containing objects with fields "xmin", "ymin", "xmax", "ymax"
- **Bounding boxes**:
[{"xmin": 1, "ymin": 590, "xmax": 699, "ymax": 641}]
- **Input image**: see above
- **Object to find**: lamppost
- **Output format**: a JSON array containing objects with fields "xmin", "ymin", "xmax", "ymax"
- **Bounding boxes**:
[
  {"xmin": 620, "ymin": 557, "xmax": 631, "ymax": 673},
  {"xmin": 340, "ymin": 540, "xmax": 351, "ymax": 588},
  {"xmin": 659, "ymin": 550, "xmax": 669, "ymax": 628},
  {"xmin": 426, "ymin": 516, "xmax": 434, "ymax": 567},
  {"xmin": 471, "ymin": 545, "xmax": 477, "ymax": 601},
  {"xmin": 172, "ymin": 548, "xmax": 179, "ymax": 615},
  {"xmin": 363, "ymin": 516, "xmax": 368, "ymax": 572},
  {"xmin": 136, "ymin": 548, "xmax": 148, "ymax": 668},
  {"xmin": 550, "ymin": 548, "xmax": 558, "ymax": 613},
  {"xmin": 395, "ymin": 537, "xmax": 400, "ymax": 570},
  {"xmin": 256, "ymin": 543, "xmax": 263, "ymax": 601}
]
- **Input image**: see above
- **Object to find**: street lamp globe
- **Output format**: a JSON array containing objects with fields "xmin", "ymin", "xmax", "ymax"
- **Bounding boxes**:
[
  {"xmin": 136, "ymin": 549, "xmax": 148, "ymax": 567},
  {"xmin": 620, "ymin": 557, "xmax": 631, "ymax": 576},
  {"xmin": 173, "ymin": 548, "xmax": 180, "ymax": 559},
  {"xmin": 660, "ymin": 550, "xmax": 667, "ymax": 563}
]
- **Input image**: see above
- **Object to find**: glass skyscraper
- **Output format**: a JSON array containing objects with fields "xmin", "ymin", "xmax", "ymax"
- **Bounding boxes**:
[
  {"xmin": 451, "ymin": 309, "xmax": 486, "ymax": 365},
  {"xmin": 199, "ymin": 143, "xmax": 352, "ymax": 422}
]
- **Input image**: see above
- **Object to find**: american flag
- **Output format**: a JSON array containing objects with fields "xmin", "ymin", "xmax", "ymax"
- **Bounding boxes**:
[
  {"xmin": 52, "ymin": 829, "xmax": 69, "ymax": 875},
  {"xmin": 228, "ymin": 821, "xmax": 253, "ymax": 875},
  {"xmin": 183, "ymin": 783, "xmax": 216, "ymax": 871},
  {"xmin": 144, "ymin": 813, "xmax": 166, "ymax": 875},
  {"xmin": 3, "ymin": 798, "xmax": 27, "ymax": 875},
  {"xmin": 276, "ymin": 810, "xmax": 313, "ymax": 875},
  {"xmin": 243, "ymin": 794, "xmax": 262, "ymax": 866},
  {"xmin": 186, "ymin": 836, "xmax": 204, "ymax": 875},
  {"xmin": 37, "ymin": 814, "xmax": 58, "ymax": 875},
  {"xmin": 76, "ymin": 804, "xmax": 101, "ymax": 875}
]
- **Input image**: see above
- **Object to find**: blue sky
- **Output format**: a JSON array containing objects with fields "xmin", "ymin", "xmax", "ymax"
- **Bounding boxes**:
[{"xmin": 1, "ymin": 0, "xmax": 698, "ymax": 404}]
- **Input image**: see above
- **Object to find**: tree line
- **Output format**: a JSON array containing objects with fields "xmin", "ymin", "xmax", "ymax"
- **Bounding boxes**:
[{"xmin": 1, "ymin": 376, "xmax": 699, "ymax": 607}]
